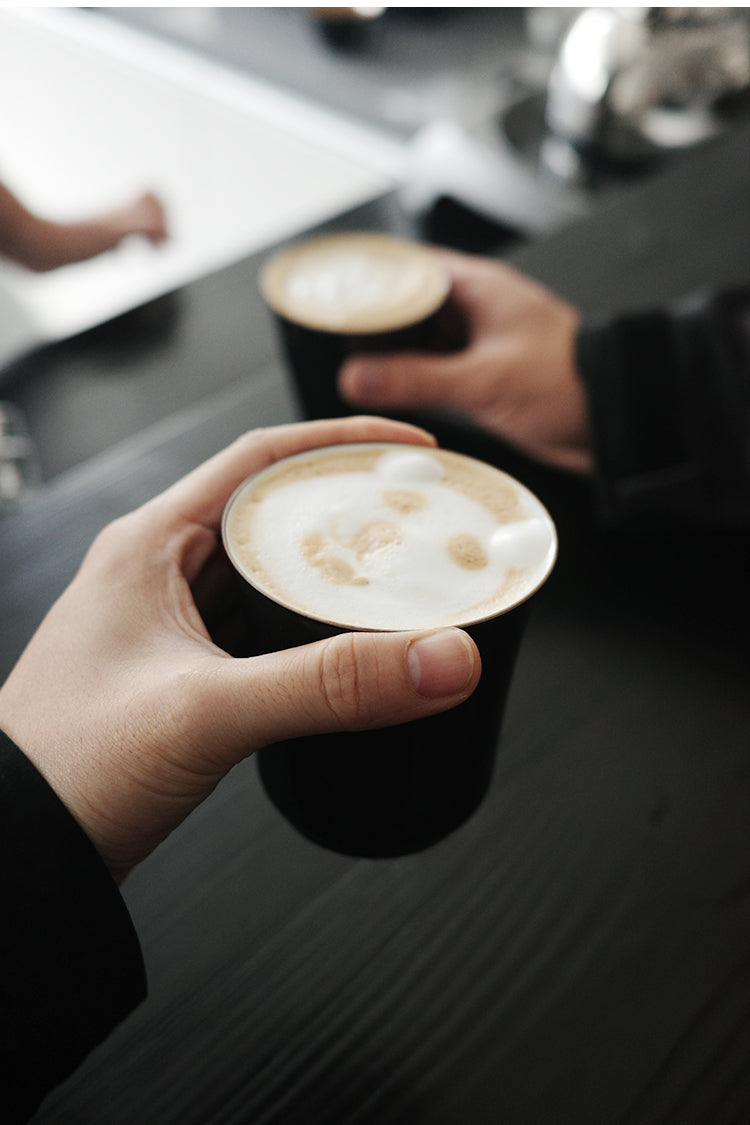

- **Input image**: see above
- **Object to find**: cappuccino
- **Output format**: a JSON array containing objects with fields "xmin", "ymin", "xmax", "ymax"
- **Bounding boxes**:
[
  {"xmin": 260, "ymin": 232, "xmax": 450, "ymax": 335},
  {"xmin": 259, "ymin": 233, "xmax": 450, "ymax": 420},
  {"xmin": 222, "ymin": 442, "xmax": 557, "ymax": 858},
  {"xmin": 223, "ymin": 445, "xmax": 556, "ymax": 631}
]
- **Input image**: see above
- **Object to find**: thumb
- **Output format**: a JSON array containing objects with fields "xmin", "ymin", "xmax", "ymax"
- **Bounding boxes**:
[
  {"xmin": 339, "ymin": 352, "xmax": 474, "ymax": 413},
  {"xmin": 218, "ymin": 627, "xmax": 481, "ymax": 757}
]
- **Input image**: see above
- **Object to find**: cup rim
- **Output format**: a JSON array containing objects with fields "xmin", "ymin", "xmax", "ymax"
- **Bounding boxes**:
[
  {"xmin": 221, "ymin": 442, "xmax": 558, "ymax": 633},
  {"xmin": 258, "ymin": 231, "xmax": 452, "ymax": 336}
]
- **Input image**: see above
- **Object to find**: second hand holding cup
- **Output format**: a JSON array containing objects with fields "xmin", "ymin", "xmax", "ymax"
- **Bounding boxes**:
[{"xmin": 259, "ymin": 232, "xmax": 451, "ymax": 420}]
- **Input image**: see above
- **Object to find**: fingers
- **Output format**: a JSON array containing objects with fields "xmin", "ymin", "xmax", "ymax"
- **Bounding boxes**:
[
  {"xmin": 212, "ymin": 627, "xmax": 481, "ymax": 759},
  {"xmin": 135, "ymin": 191, "xmax": 169, "ymax": 244},
  {"xmin": 149, "ymin": 416, "xmax": 437, "ymax": 530},
  {"xmin": 339, "ymin": 352, "xmax": 478, "ymax": 413},
  {"xmin": 338, "ymin": 249, "xmax": 512, "ymax": 414}
]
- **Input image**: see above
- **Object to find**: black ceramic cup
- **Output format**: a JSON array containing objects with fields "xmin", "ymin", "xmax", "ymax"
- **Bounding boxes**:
[
  {"xmin": 259, "ymin": 232, "xmax": 451, "ymax": 420},
  {"xmin": 222, "ymin": 442, "xmax": 557, "ymax": 858}
]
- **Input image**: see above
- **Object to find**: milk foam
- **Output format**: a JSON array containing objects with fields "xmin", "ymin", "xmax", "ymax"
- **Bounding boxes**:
[
  {"xmin": 286, "ymin": 253, "xmax": 429, "ymax": 325},
  {"xmin": 225, "ymin": 446, "xmax": 556, "ymax": 631}
]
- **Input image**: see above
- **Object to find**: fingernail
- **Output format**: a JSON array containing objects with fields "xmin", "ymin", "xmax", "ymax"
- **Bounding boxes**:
[
  {"xmin": 407, "ymin": 629, "xmax": 477, "ymax": 699},
  {"xmin": 341, "ymin": 361, "xmax": 382, "ymax": 403}
]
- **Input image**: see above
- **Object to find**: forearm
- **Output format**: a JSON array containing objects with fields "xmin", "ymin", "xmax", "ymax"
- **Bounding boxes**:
[
  {"xmin": 0, "ymin": 181, "xmax": 49, "ymax": 269},
  {"xmin": 11, "ymin": 217, "xmax": 123, "ymax": 272},
  {"xmin": 0, "ymin": 182, "xmax": 92, "ymax": 271},
  {"xmin": 0, "ymin": 180, "xmax": 167, "ymax": 271}
]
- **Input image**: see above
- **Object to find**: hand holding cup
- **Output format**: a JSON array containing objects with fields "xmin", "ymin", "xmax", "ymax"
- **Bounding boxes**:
[{"xmin": 0, "ymin": 417, "xmax": 481, "ymax": 879}]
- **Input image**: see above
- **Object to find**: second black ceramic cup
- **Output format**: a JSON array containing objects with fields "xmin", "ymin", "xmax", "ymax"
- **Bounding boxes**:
[{"xmin": 259, "ymin": 232, "xmax": 451, "ymax": 420}]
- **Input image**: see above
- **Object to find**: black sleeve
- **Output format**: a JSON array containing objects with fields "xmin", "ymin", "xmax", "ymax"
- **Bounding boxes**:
[
  {"xmin": 576, "ymin": 286, "xmax": 750, "ymax": 529},
  {"xmin": 0, "ymin": 730, "xmax": 147, "ymax": 1123}
]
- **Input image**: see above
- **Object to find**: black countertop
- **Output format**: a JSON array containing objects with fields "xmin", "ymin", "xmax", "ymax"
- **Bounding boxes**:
[{"xmin": 2, "ymin": 102, "xmax": 749, "ymax": 1125}]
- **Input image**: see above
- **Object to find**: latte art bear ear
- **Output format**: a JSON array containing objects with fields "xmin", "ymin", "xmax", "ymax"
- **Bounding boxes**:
[
  {"xmin": 489, "ymin": 520, "xmax": 554, "ymax": 569},
  {"xmin": 376, "ymin": 448, "xmax": 445, "ymax": 485},
  {"xmin": 223, "ymin": 444, "xmax": 557, "ymax": 632}
]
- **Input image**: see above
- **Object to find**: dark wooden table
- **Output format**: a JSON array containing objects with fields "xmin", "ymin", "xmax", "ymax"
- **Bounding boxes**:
[{"xmin": 2, "ymin": 124, "xmax": 749, "ymax": 1124}]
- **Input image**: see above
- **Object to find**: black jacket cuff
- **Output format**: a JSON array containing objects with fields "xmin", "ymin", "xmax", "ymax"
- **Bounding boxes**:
[
  {"xmin": 0, "ymin": 729, "xmax": 146, "ymax": 1122},
  {"xmin": 576, "ymin": 288, "xmax": 750, "ymax": 528}
]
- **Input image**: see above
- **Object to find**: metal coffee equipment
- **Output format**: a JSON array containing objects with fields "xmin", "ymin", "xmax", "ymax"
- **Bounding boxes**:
[{"xmin": 541, "ymin": 7, "xmax": 750, "ymax": 182}]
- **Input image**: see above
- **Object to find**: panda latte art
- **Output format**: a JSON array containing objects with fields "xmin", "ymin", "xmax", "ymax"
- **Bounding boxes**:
[{"xmin": 222, "ymin": 445, "xmax": 557, "ymax": 631}]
